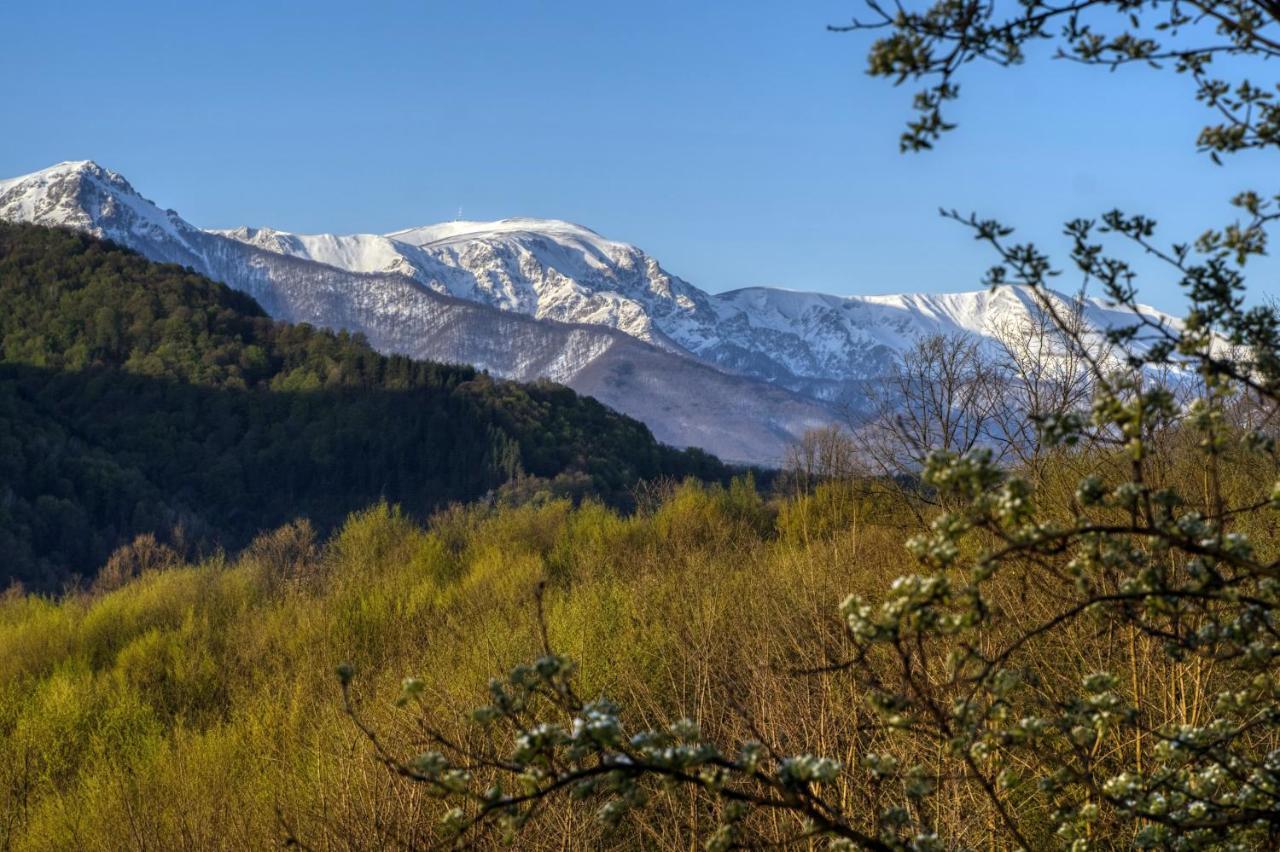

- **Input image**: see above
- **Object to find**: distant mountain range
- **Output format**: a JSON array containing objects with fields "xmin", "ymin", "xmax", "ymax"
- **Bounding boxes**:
[{"xmin": 0, "ymin": 160, "xmax": 1179, "ymax": 464}]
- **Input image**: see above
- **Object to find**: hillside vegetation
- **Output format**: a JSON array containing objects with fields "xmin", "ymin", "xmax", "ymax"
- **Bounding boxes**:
[
  {"xmin": 7, "ymin": 0, "xmax": 1280, "ymax": 843},
  {"xmin": 0, "ymin": 223, "xmax": 724, "ymax": 591},
  {"xmin": 1, "ymin": 479, "xmax": 905, "ymax": 849},
  {"xmin": 1, "ymin": 420, "xmax": 1275, "ymax": 850}
]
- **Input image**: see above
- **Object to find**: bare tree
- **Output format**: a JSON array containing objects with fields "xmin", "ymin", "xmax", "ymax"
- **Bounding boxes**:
[
  {"xmin": 856, "ymin": 333, "xmax": 998, "ymax": 481},
  {"xmin": 986, "ymin": 293, "xmax": 1101, "ymax": 476},
  {"xmin": 782, "ymin": 425, "xmax": 860, "ymax": 495}
]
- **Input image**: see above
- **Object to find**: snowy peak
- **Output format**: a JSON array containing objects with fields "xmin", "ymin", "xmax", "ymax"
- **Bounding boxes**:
[
  {"xmin": 0, "ymin": 159, "xmax": 112, "ymax": 189},
  {"xmin": 0, "ymin": 159, "xmax": 207, "ymax": 268},
  {"xmin": 215, "ymin": 212, "xmax": 1179, "ymax": 397},
  {"xmin": 711, "ymin": 283, "xmax": 1145, "ymax": 342},
  {"xmin": 0, "ymin": 160, "xmax": 1188, "ymax": 460},
  {"xmin": 2, "ymin": 160, "xmax": 158, "ymax": 228},
  {"xmin": 217, "ymin": 216, "xmax": 718, "ymax": 346}
]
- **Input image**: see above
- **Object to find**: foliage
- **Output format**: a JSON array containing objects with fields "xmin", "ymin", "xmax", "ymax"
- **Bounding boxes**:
[
  {"xmin": 833, "ymin": 0, "xmax": 1280, "ymax": 160},
  {"xmin": 339, "ymin": 1, "xmax": 1280, "ymax": 847},
  {"xmin": 0, "ymin": 480, "xmax": 878, "ymax": 849},
  {"xmin": 0, "ymin": 430, "xmax": 1275, "ymax": 848},
  {"xmin": 351, "ymin": 311, "xmax": 1280, "ymax": 851},
  {"xmin": 0, "ymin": 223, "xmax": 726, "ymax": 590}
]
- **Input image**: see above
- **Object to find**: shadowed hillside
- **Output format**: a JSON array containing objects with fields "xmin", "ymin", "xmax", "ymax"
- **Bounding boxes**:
[{"xmin": 0, "ymin": 223, "xmax": 726, "ymax": 589}]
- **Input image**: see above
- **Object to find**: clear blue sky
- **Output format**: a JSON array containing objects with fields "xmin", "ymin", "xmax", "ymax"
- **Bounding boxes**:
[{"xmin": 2, "ymin": 0, "xmax": 1275, "ymax": 312}]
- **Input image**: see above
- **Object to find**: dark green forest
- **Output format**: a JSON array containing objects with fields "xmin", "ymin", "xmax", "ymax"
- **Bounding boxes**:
[{"xmin": 0, "ymin": 223, "xmax": 725, "ymax": 591}]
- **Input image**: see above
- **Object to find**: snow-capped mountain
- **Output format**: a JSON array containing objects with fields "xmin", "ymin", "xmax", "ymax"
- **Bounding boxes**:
[
  {"xmin": 211, "ymin": 218, "xmax": 716, "ymax": 353},
  {"xmin": 0, "ymin": 160, "xmax": 212, "ymax": 268},
  {"xmin": 0, "ymin": 161, "xmax": 1181, "ymax": 463},
  {"xmin": 212, "ymin": 213, "xmax": 1179, "ymax": 401},
  {"xmin": 0, "ymin": 161, "xmax": 835, "ymax": 464}
]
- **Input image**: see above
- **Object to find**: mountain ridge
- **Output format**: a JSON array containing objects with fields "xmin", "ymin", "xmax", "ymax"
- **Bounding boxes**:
[
  {"xmin": 0, "ymin": 160, "xmax": 1181, "ymax": 463},
  {"xmin": 204, "ymin": 195, "xmax": 1181, "ymax": 402},
  {"xmin": 0, "ymin": 161, "xmax": 836, "ymax": 464}
]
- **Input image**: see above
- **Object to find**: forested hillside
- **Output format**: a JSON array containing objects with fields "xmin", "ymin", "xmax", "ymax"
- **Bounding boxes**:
[{"xmin": 0, "ymin": 223, "xmax": 724, "ymax": 590}]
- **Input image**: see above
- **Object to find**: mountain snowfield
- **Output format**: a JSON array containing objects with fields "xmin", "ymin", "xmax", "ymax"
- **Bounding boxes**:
[
  {"xmin": 0, "ymin": 160, "xmax": 1181, "ymax": 464},
  {"xmin": 214, "ymin": 216, "xmax": 1179, "ymax": 398}
]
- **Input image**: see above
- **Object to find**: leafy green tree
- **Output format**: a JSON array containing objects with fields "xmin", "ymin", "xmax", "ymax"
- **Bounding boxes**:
[{"xmin": 349, "ymin": 2, "xmax": 1280, "ymax": 848}]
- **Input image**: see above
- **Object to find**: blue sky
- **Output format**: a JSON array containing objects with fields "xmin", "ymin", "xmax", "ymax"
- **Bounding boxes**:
[{"xmin": 2, "ymin": 1, "xmax": 1274, "ymax": 312}]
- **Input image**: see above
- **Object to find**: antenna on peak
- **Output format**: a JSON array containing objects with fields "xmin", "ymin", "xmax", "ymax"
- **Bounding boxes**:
[{"xmin": 455, "ymin": 206, "xmax": 463, "ymax": 221}]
